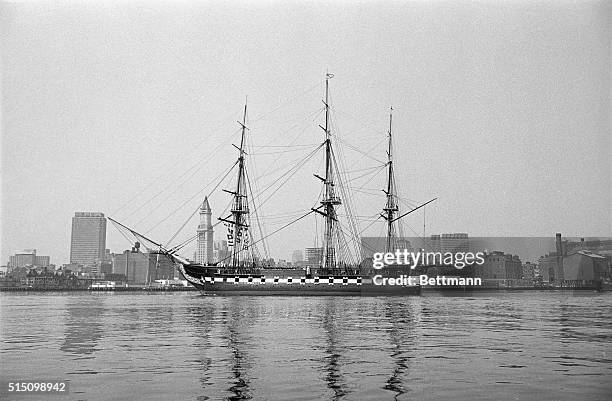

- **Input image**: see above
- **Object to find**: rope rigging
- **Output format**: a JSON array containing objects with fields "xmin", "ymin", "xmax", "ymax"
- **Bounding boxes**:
[
  {"xmin": 164, "ymin": 160, "xmax": 239, "ymax": 245},
  {"xmin": 106, "ymin": 77, "xmax": 438, "ymax": 271},
  {"xmin": 144, "ymin": 159, "xmax": 239, "ymax": 235}
]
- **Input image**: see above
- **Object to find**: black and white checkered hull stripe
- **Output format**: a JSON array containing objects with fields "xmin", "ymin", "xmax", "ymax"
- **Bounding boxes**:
[{"xmin": 196, "ymin": 276, "xmax": 364, "ymax": 285}]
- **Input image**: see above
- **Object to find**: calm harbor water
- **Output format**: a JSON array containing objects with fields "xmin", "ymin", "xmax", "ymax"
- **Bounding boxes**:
[{"xmin": 1, "ymin": 292, "xmax": 611, "ymax": 400}]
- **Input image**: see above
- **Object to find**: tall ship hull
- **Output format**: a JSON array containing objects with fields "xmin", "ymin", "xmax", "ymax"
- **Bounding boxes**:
[{"xmin": 179, "ymin": 264, "xmax": 420, "ymax": 296}]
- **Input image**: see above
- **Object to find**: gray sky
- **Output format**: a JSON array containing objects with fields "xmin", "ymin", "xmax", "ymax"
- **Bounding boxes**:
[{"xmin": 2, "ymin": 0, "xmax": 610, "ymax": 265}]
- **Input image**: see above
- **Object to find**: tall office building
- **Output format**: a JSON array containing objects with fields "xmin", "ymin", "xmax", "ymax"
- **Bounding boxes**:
[
  {"xmin": 214, "ymin": 240, "xmax": 230, "ymax": 265},
  {"xmin": 70, "ymin": 212, "xmax": 106, "ymax": 265},
  {"xmin": 196, "ymin": 197, "xmax": 214, "ymax": 264}
]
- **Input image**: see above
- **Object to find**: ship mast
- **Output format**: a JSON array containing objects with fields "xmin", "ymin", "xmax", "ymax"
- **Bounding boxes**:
[
  {"xmin": 221, "ymin": 102, "xmax": 250, "ymax": 268},
  {"xmin": 383, "ymin": 107, "xmax": 399, "ymax": 253},
  {"xmin": 321, "ymin": 73, "xmax": 341, "ymax": 270}
]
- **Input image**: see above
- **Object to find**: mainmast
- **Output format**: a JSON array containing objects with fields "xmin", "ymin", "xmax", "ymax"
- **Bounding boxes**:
[
  {"xmin": 320, "ymin": 73, "xmax": 341, "ymax": 270},
  {"xmin": 383, "ymin": 107, "xmax": 399, "ymax": 253},
  {"xmin": 221, "ymin": 102, "xmax": 250, "ymax": 268}
]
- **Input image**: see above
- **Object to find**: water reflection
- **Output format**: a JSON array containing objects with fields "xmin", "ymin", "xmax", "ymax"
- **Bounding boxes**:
[
  {"xmin": 224, "ymin": 299, "xmax": 256, "ymax": 400},
  {"xmin": 186, "ymin": 303, "xmax": 215, "ymax": 401},
  {"xmin": 558, "ymin": 302, "xmax": 576, "ymax": 342},
  {"xmin": 60, "ymin": 296, "xmax": 105, "ymax": 357},
  {"xmin": 383, "ymin": 300, "xmax": 420, "ymax": 399},
  {"xmin": 321, "ymin": 298, "xmax": 347, "ymax": 400}
]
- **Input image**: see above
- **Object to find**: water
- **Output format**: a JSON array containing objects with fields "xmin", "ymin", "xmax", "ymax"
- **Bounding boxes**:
[{"xmin": 1, "ymin": 292, "xmax": 611, "ymax": 400}]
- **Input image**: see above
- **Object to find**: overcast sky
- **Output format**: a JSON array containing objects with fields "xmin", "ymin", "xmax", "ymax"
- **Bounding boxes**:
[{"xmin": 2, "ymin": 1, "xmax": 610, "ymax": 265}]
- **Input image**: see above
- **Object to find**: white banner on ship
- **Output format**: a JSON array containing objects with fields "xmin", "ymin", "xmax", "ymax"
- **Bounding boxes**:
[{"xmin": 225, "ymin": 223, "xmax": 248, "ymax": 250}]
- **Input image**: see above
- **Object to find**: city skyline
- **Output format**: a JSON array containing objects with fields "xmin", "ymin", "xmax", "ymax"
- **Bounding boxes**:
[
  {"xmin": 2, "ymin": 1, "xmax": 610, "ymax": 265},
  {"xmin": 6, "ymin": 223, "xmax": 608, "ymax": 269}
]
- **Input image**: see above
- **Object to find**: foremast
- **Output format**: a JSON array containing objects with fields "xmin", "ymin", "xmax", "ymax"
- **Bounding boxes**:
[
  {"xmin": 219, "ymin": 102, "xmax": 250, "ymax": 268},
  {"xmin": 312, "ymin": 73, "xmax": 342, "ymax": 271}
]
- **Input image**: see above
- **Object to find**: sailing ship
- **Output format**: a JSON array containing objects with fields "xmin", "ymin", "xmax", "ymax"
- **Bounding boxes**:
[{"xmin": 110, "ymin": 74, "xmax": 429, "ymax": 295}]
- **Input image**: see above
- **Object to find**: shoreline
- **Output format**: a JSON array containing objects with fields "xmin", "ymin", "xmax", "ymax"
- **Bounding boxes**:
[{"xmin": 0, "ymin": 286, "xmax": 608, "ymax": 293}]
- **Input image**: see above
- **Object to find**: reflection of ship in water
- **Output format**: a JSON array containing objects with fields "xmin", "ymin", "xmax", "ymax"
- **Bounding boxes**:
[
  {"xmin": 185, "ymin": 305, "xmax": 215, "ymax": 401},
  {"xmin": 318, "ymin": 298, "xmax": 421, "ymax": 399},
  {"xmin": 382, "ymin": 300, "xmax": 420, "ymax": 399},
  {"xmin": 224, "ymin": 299, "xmax": 257, "ymax": 401},
  {"xmin": 61, "ymin": 298, "xmax": 105, "ymax": 356},
  {"xmin": 226, "ymin": 326, "xmax": 250, "ymax": 400},
  {"xmin": 186, "ymin": 300, "xmax": 254, "ymax": 401},
  {"xmin": 321, "ymin": 299, "xmax": 347, "ymax": 400}
]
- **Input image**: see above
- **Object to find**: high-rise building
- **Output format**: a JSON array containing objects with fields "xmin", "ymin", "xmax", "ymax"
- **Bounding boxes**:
[
  {"xmin": 70, "ymin": 212, "xmax": 106, "ymax": 265},
  {"xmin": 196, "ymin": 197, "xmax": 214, "ymax": 264},
  {"xmin": 214, "ymin": 240, "xmax": 230, "ymax": 265}
]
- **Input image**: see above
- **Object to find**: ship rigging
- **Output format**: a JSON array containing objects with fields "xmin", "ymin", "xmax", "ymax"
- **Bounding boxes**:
[{"xmin": 108, "ymin": 74, "xmax": 435, "ymax": 295}]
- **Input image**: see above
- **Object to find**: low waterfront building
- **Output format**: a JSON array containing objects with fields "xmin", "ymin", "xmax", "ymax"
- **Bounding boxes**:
[
  {"xmin": 522, "ymin": 262, "xmax": 536, "ymax": 281},
  {"xmin": 473, "ymin": 251, "xmax": 523, "ymax": 286},
  {"xmin": 100, "ymin": 261, "xmax": 113, "ymax": 276},
  {"xmin": 18, "ymin": 269, "xmax": 83, "ymax": 289},
  {"xmin": 539, "ymin": 233, "xmax": 610, "ymax": 286},
  {"xmin": 559, "ymin": 251, "xmax": 607, "ymax": 287},
  {"xmin": 80, "ymin": 263, "xmax": 100, "ymax": 277},
  {"xmin": 78, "ymin": 260, "xmax": 113, "ymax": 278},
  {"xmin": 112, "ymin": 250, "xmax": 176, "ymax": 284},
  {"xmin": 103, "ymin": 273, "xmax": 127, "ymax": 285},
  {"xmin": 8, "ymin": 249, "xmax": 50, "ymax": 270}
]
